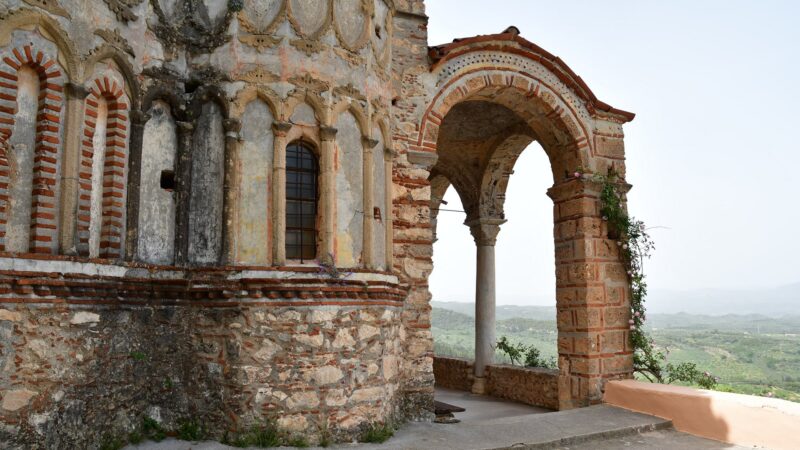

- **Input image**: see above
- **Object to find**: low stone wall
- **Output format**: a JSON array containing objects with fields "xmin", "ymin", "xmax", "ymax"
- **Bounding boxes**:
[
  {"xmin": 0, "ymin": 258, "xmax": 410, "ymax": 448},
  {"xmin": 433, "ymin": 357, "xmax": 559, "ymax": 410},
  {"xmin": 433, "ymin": 356, "xmax": 473, "ymax": 391},
  {"xmin": 605, "ymin": 380, "xmax": 800, "ymax": 450},
  {"xmin": 486, "ymin": 364, "xmax": 559, "ymax": 411}
]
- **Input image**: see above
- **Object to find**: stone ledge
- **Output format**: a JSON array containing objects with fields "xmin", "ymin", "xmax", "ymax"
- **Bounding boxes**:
[
  {"xmin": 433, "ymin": 356, "xmax": 559, "ymax": 410},
  {"xmin": 604, "ymin": 380, "xmax": 800, "ymax": 450},
  {"xmin": 0, "ymin": 257, "xmax": 406, "ymax": 305},
  {"xmin": 486, "ymin": 364, "xmax": 559, "ymax": 411}
]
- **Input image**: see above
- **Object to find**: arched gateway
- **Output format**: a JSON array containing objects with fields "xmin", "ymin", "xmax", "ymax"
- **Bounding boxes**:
[
  {"xmin": 400, "ymin": 27, "xmax": 636, "ymax": 411},
  {"xmin": 0, "ymin": 2, "xmax": 635, "ymax": 446}
]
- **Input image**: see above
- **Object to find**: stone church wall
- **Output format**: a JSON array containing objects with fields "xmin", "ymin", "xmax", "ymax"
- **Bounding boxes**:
[
  {"xmin": 0, "ymin": 0, "xmax": 416, "ymax": 446},
  {"xmin": 0, "ymin": 0, "xmax": 636, "ymax": 446}
]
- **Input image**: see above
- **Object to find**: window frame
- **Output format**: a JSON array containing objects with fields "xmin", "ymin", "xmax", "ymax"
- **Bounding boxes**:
[{"xmin": 285, "ymin": 141, "xmax": 319, "ymax": 263}]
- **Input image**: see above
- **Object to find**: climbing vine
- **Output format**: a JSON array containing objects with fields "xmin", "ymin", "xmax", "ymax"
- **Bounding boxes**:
[{"xmin": 577, "ymin": 170, "xmax": 718, "ymax": 389}]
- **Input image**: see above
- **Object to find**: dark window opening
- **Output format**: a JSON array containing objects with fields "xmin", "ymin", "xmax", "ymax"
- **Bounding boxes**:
[
  {"xmin": 160, "ymin": 170, "xmax": 175, "ymax": 191},
  {"xmin": 286, "ymin": 142, "xmax": 318, "ymax": 262}
]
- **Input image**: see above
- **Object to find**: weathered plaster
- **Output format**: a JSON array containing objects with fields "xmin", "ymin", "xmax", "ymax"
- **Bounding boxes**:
[
  {"xmin": 187, "ymin": 101, "xmax": 225, "ymax": 265},
  {"xmin": 335, "ymin": 111, "xmax": 364, "ymax": 267},
  {"xmin": 137, "ymin": 101, "xmax": 177, "ymax": 264},
  {"xmin": 5, "ymin": 66, "xmax": 38, "ymax": 253},
  {"xmin": 235, "ymin": 99, "xmax": 274, "ymax": 265}
]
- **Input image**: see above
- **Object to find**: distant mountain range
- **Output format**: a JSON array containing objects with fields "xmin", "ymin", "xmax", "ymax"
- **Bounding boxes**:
[
  {"xmin": 433, "ymin": 282, "xmax": 800, "ymax": 318},
  {"xmin": 432, "ymin": 302, "xmax": 800, "ymax": 334},
  {"xmin": 646, "ymin": 283, "xmax": 800, "ymax": 317}
]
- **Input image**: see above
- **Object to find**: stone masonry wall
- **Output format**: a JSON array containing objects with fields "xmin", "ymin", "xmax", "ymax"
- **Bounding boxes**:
[
  {"xmin": 432, "ymin": 356, "xmax": 473, "ymax": 392},
  {"xmin": 0, "ymin": 260, "xmax": 406, "ymax": 448},
  {"xmin": 485, "ymin": 365, "xmax": 559, "ymax": 411},
  {"xmin": 433, "ymin": 357, "xmax": 559, "ymax": 410}
]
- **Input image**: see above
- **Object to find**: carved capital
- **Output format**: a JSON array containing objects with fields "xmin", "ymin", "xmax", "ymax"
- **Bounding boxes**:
[
  {"xmin": 223, "ymin": 118, "xmax": 242, "ymax": 133},
  {"xmin": 272, "ymin": 121, "xmax": 293, "ymax": 137},
  {"xmin": 176, "ymin": 121, "xmax": 195, "ymax": 135},
  {"xmin": 362, "ymin": 137, "xmax": 379, "ymax": 149},
  {"xmin": 65, "ymin": 82, "xmax": 89, "ymax": 100},
  {"xmin": 406, "ymin": 149, "xmax": 438, "ymax": 170},
  {"xmin": 466, "ymin": 218, "xmax": 506, "ymax": 246},
  {"xmin": 320, "ymin": 126, "xmax": 338, "ymax": 141},
  {"xmin": 129, "ymin": 110, "xmax": 151, "ymax": 125},
  {"xmin": 223, "ymin": 118, "xmax": 242, "ymax": 140}
]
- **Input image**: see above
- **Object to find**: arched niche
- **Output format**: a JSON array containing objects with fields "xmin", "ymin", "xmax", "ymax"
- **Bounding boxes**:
[
  {"xmin": 137, "ymin": 100, "xmax": 178, "ymax": 265},
  {"xmin": 188, "ymin": 100, "xmax": 226, "ymax": 265},
  {"xmin": 235, "ymin": 98, "xmax": 275, "ymax": 265},
  {"xmin": 334, "ymin": 110, "xmax": 364, "ymax": 267}
]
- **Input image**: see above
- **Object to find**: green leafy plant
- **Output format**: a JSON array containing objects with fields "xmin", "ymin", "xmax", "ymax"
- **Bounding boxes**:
[
  {"xmin": 581, "ymin": 169, "xmax": 718, "ymax": 389},
  {"xmin": 318, "ymin": 423, "xmax": 332, "ymax": 447},
  {"xmin": 227, "ymin": 421, "xmax": 281, "ymax": 448},
  {"xmin": 99, "ymin": 434, "xmax": 125, "ymax": 450},
  {"xmin": 129, "ymin": 351, "xmax": 146, "ymax": 361},
  {"xmin": 496, "ymin": 336, "xmax": 526, "ymax": 365},
  {"xmin": 142, "ymin": 417, "xmax": 166, "ymax": 442},
  {"xmin": 177, "ymin": 419, "xmax": 206, "ymax": 441},
  {"xmin": 287, "ymin": 436, "xmax": 310, "ymax": 448},
  {"xmin": 127, "ymin": 431, "xmax": 144, "ymax": 445},
  {"xmin": 496, "ymin": 336, "xmax": 556, "ymax": 369},
  {"xmin": 360, "ymin": 423, "xmax": 394, "ymax": 444}
]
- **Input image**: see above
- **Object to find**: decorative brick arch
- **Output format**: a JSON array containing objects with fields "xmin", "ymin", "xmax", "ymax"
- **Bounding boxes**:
[
  {"xmin": 419, "ymin": 68, "xmax": 593, "ymax": 182},
  {"xmin": 420, "ymin": 32, "xmax": 637, "ymax": 409},
  {"xmin": 76, "ymin": 75, "xmax": 130, "ymax": 258},
  {"xmin": 0, "ymin": 44, "xmax": 65, "ymax": 253}
]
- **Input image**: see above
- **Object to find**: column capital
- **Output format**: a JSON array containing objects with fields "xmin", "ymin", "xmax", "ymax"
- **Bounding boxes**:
[
  {"xmin": 64, "ymin": 82, "xmax": 89, "ymax": 100},
  {"xmin": 320, "ymin": 126, "xmax": 338, "ymax": 141},
  {"xmin": 361, "ymin": 137, "xmax": 379, "ymax": 149},
  {"xmin": 272, "ymin": 121, "xmax": 293, "ymax": 137},
  {"xmin": 465, "ymin": 217, "xmax": 506, "ymax": 246},
  {"xmin": 129, "ymin": 110, "xmax": 151, "ymax": 125},
  {"xmin": 546, "ymin": 177, "xmax": 632, "ymax": 202},
  {"xmin": 224, "ymin": 118, "xmax": 242, "ymax": 141},
  {"xmin": 176, "ymin": 120, "xmax": 195, "ymax": 134},
  {"xmin": 223, "ymin": 117, "xmax": 242, "ymax": 133}
]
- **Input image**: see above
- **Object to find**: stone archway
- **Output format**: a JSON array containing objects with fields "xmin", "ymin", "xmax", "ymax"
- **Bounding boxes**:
[{"xmin": 421, "ymin": 29, "xmax": 636, "ymax": 409}]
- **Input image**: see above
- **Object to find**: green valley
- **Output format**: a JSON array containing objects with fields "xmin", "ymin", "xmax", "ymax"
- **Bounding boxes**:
[{"xmin": 431, "ymin": 302, "xmax": 800, "ymax": 402}]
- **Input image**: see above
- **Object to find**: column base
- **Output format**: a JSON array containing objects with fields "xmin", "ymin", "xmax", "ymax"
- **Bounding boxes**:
[{"xmin": 471, "ymin": 376, "xmax": 487, "ymax": 395}]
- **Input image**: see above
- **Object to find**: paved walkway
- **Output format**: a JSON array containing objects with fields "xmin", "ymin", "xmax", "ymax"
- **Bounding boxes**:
[{"xmin": 127, "ymin": 388, "xmax": 754, "ymax": 450}]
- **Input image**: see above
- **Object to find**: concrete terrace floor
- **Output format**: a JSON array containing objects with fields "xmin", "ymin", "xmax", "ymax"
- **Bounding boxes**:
[{"xmin": 126, "ymin": 388, "xmax": 755, "ymax": 450}]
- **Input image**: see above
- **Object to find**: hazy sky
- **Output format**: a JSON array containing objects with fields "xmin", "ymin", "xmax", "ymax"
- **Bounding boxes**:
[{"xmin": 426, "ymin": 1, "xmax": 800, "ymax": 305}]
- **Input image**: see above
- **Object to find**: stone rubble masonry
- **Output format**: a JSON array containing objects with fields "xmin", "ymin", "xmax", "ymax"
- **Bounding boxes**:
[
  {"xmin": 0, "ymin": 0, "xmax": 635, "ymax": 447},
  {"xmin": 0, "ymin": 260, "xmax": 405, "ymax": 447}
]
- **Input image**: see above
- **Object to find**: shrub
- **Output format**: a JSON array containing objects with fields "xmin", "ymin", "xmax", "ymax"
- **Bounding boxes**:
[{"xmin": 360, "ymin": 423, "xmax": 394, "ymax": 444}]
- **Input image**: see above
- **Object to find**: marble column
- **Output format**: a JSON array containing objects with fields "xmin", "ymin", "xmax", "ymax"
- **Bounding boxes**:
[
  {"xmin": 222, "ymin": 118, "xmax": 242, "ymax": 265},
  {"xmin": 123, "ymin": 109, "xmax": 151, "ymax": 260},
  {"xmin": 58, "ymin": 82, "xmax": 89, "ymax": 255},
  {"xmin": 362, "ymin": 137, "xmax": 378, "ymax": 269},
  {"xmin": 174, "ymin": 120, "xmax": 194, "ymax": 265},
  {"xmin": 319, "ymin": 126, "xmax": 338, "ymax": 265},
  {"xmin": 271, "ymin": 121, "xmax": 292, "ymax": 266},
  {"xmin": 467, "ymin": 217, "xmax": 505, "ymax": 394}
]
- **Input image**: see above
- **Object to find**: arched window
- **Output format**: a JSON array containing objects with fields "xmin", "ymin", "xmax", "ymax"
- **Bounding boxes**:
[{"xmin": 285, "ymin": 142, "xmax": 318, "ymax": 262}]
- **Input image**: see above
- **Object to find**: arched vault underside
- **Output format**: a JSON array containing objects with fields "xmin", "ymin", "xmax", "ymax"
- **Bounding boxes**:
[{"xmin": 416, "ymin": 29, "xmax": 636, "ymax": 409}]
